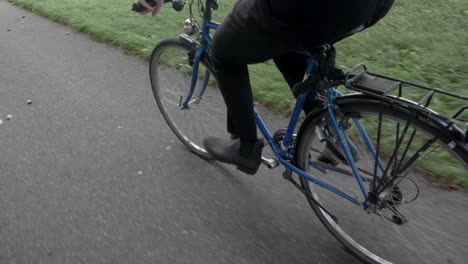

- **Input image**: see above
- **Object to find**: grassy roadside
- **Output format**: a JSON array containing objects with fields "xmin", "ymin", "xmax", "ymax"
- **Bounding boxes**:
[
  {"xmin": 8, "ymin": 0, "xmax": 468, "ymax": 186},
  {"xmin": 9, "ymin": 0, "xmax": 468, "ymax": 113}
]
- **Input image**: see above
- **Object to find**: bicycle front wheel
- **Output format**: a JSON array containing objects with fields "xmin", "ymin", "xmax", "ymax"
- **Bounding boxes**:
[
  {"xmin": 149, "ymin": 37, "xmax": 226, "ymax": 159},
  {"xmin": 295, "ymin": 95, "xmax": 468, "ymax": 264}
]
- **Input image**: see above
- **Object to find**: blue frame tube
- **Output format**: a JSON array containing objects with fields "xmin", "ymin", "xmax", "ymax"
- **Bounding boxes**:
[
  {"xmin": 283, "ymin": 93, "xmax": 308, "ymax": 147},
  {"xmin": 201, "ymin": 20, "xmax": 220, "ymax": 46},
  {"xmin": 198, "ymin": 69, "xmax": 211, "ymax": 97},
  {"xmin": 327, "ymin": 90, "xmax": 369, "ymax": 204},
  {"xmin": 255, "ymin": 110, "xmax": 286, "ymax": 158},
  {"xmin": 283, "ymin": 59, "xmax": 317, "ymax": 147},
  {"xmin": 352, "ymin": 118, "xmax": 386, "ymax": 172},
  {"xmin": 182, "ymin": 19, "xmax": 219, "ymax": 107},
  {"xmin": 182, "ymin": 46, "xmax": 206, "ymax": 108},
  {"xmin": 333, "ymin": 91, "xmax": 380, "ymax": 181},
  {"xmin": 180, "ymin": 20, "xmax": 220, "ymax": 105},
  {"xmin": 280, "ymin": 159, "xmax": 360, "ymax": 205}
]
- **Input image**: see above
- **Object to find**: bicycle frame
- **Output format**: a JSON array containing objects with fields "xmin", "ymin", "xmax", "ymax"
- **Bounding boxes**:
[{"xmin": 180, "ymin": 0, "xmax": 389, "ymax": 208}]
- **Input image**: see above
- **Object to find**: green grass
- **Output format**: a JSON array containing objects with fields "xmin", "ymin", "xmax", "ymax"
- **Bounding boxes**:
[
  {"xmin": 9, "ymin": 0, "xmax": 468, "ymax": 186},
  {"xmin": 9, "ymin": 0, "xmax": 468, "ymax": 115}
]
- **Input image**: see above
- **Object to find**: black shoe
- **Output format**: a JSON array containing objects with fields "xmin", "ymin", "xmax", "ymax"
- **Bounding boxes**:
[{"xmin": 203, "ymin": 137, "xmax": 264, "ymax": 175}]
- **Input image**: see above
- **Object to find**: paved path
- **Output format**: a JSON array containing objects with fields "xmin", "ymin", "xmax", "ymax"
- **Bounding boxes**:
[{"xmin": 1, "ymin": 2, "xmax": 467, "ymax": 264}]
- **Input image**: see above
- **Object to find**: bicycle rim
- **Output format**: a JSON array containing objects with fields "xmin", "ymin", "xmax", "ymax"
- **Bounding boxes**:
[
  {"xmin": 296, "ymin": 99, "xmax": 468, "ymax": 264},
  {"xmin": 149, "ymin": 39, "xmax": 227, "ymax": 158}
]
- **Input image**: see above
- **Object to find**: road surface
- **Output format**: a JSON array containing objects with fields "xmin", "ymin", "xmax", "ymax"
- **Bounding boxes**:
[{"xmin": 1, "ymin": 2, "xmax": 467, "ymax": 264}]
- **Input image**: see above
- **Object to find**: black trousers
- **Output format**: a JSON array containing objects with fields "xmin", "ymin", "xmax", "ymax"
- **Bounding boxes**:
[{"xmin": 211, "ymin": 0, "xmax": 393, "ymax": 143}]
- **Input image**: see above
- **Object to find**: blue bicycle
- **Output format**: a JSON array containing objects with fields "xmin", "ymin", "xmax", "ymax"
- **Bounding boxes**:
[{"xmin": 148, "ymin": 1, "xmax": 468, "ymax": 263}]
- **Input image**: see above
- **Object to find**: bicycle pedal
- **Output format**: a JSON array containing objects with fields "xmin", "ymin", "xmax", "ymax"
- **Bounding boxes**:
[{"xmin": 261, "ymin": 157, "xmax": 279, "ymax": 169}]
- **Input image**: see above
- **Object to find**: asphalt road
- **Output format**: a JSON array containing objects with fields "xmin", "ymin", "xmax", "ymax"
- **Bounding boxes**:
[
  {"xmin": 0, "ymin": 3, "xmax": 362, "ymax": 264},
  {"xmin": 1, "ymin": 2, "xmax": 467, "ymax": 264}
]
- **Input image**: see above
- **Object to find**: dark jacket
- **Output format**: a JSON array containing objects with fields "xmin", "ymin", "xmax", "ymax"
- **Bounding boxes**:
[{"xmin": 227, "ymin": 0, "xmax": 395, "ymax": 45}]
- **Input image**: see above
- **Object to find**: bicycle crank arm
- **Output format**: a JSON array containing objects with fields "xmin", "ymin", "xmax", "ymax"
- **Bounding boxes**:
[{"xmin": 261, "ymin": 157, "xmax": 280, "ymax": 169}]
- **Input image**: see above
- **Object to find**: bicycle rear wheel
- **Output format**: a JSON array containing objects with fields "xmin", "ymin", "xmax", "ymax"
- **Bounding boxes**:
[
  {"xmin": 149, "ymin": 37, "xmax": 226, "ymax": 159},
  {"xmin": 295, "ymin": 95, "xmax": 468, "ymax": 264}
]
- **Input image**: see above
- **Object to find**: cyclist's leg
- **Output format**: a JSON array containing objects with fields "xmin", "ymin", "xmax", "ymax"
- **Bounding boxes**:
[
  {"xmin": 206, "ymin": 15, "xmax": 305, "ymax": 174},
  {"xmin": 204, "ymin": 0, "xmax": 378, "ymax": 174},
  {"xmin": 273, "ymin": 53, "xmax": 319, "ymax": 115}
]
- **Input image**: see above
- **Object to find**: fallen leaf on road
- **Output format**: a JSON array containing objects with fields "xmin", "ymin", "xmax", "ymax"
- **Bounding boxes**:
[{"xmin": 448, "ymin": 183, "xmax": 463, "ymax": 191}]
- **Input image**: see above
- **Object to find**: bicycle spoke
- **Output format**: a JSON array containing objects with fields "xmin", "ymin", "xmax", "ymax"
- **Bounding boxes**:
[
  {"xmin": 379, "ymin": 128, "xmax": 420, "ymax": 192},
  {"xmin": 372, "ymin": 104, "xmax": 384, "ymax": 191},
  {"xmin": 377, "ymin": 112, "xmax": 416, "ymax": 192},
  {"xmin": 398, "ymin": 137, "xmax": 438, "ymax": 174}
]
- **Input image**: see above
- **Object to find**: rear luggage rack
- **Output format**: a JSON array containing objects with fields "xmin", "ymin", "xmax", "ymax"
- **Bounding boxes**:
[
  {"xmin": 343, "ymin": 64, "xmax": 468, "ymax": 142},
  {"xmin": 343, "ymin": 64, "xmax": 468, "ymax": 133}
]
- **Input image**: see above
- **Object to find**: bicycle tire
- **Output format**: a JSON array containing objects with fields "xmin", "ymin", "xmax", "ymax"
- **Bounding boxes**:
[
  {"xmin": 295, "ymin": 94, "xmax": 468, "ymax": 264},
  {"xmin": 149, "ymin": 37, "xmax": 226, "ymax": 159}
]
